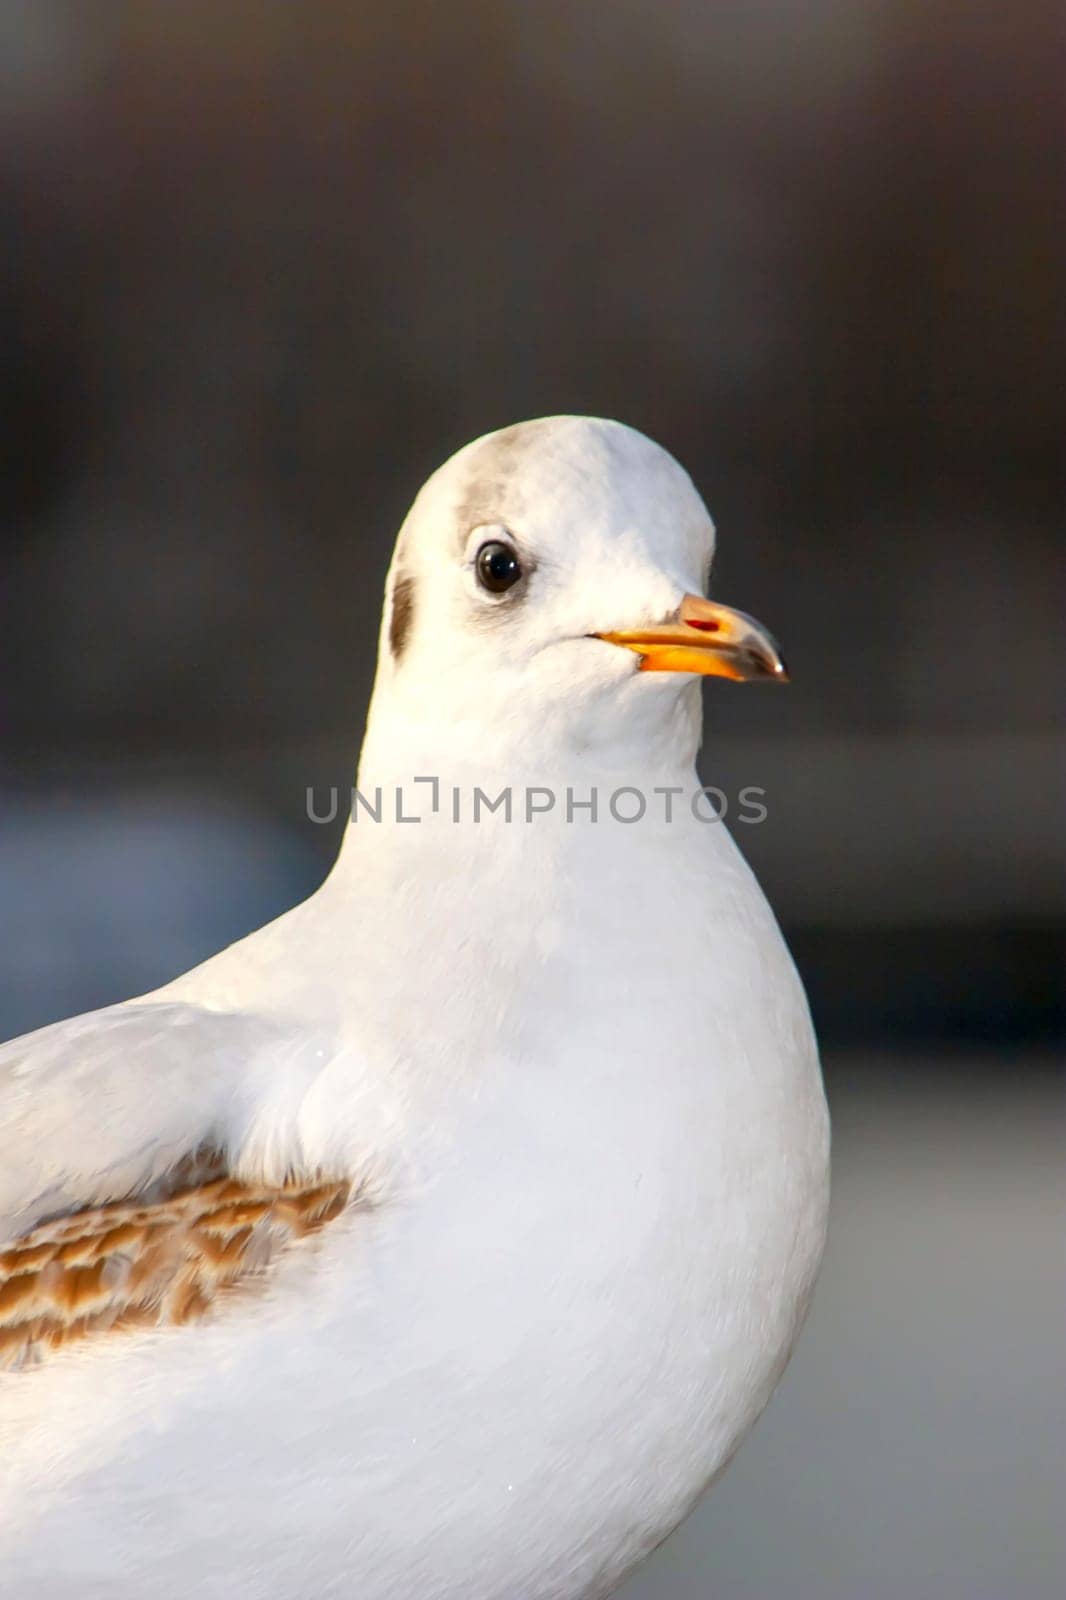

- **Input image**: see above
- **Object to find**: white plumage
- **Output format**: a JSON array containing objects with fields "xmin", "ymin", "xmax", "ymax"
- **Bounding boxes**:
[{"xmin": 0, "ymin": 417, "xmax": 829, "ymax": 1599}]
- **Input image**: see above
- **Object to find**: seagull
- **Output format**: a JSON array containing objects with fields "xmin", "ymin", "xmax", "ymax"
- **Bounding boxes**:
[{"xmin": 0, "ymin": 417, "xmax": 829, "ymax": 1600}]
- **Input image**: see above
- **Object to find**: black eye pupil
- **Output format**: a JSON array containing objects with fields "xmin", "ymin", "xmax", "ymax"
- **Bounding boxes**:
[{"xmin": 476, "ymin": 540, "xmax": 522, "ymax": 593}]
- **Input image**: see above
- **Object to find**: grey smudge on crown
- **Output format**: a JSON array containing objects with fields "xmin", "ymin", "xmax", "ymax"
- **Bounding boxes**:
[
  {"xmin": 389, "ymin": 571, "xmax": 416, "ymax": 659},
  {"xmin": 453, "ymin": 424, "xmax": 533, "ymax": 551}
]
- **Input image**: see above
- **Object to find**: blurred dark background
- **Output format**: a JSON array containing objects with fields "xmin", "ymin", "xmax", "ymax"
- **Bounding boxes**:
[{"xmin": 1, "ymin": 4, "xmax": 1062, "ymax": 1594}]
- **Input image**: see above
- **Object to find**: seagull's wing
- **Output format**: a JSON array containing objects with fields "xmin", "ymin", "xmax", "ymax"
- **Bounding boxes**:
[
  {"xmin": 0, "ymin": 1000, "xmax": 285, "ymax": 1241},
  {"xmin": 0, "ymin": 1000, "xmax": 357, "ymax": 1371}
]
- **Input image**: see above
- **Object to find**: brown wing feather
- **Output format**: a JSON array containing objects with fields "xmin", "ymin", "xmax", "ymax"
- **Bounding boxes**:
[{"xmin": 0, "ymin": 1150, "xmax": 353, "ymax": 1371}]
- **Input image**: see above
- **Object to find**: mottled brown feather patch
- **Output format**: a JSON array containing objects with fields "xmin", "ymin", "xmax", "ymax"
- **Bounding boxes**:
[{"xmin": 0, "ymin": 1153, "xmax": 354, "ymax": 1371}]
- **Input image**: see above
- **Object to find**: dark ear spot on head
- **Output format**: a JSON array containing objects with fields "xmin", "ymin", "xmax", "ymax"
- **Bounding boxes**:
[{"xmin": 389, "ymin": 573, "xmax": 416, "ymax": 659}]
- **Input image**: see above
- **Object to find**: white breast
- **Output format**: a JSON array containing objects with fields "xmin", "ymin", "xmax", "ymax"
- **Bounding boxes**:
[{"xmin": 1, "ymin": 810, "xmax": 828, "ymax": 1600}]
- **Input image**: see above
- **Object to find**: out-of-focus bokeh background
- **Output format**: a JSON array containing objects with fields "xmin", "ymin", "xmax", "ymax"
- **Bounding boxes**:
[{"xmin": 2, "ymin": 3, "xmax": 1062, "ymax": 1594}]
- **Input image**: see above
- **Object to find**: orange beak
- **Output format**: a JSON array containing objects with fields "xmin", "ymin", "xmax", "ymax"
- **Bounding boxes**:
[{"xmin": 594, "ymin": 594, "xmax": 789, "ymax": 683}]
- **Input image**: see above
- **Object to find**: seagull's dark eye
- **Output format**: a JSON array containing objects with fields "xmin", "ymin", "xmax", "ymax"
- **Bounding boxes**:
[{"xmin": 475, "ymin": 539, "xmax": 523, "ymax": 594}]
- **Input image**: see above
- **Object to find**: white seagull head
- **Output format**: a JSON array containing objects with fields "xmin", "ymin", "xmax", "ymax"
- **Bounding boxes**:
[{"xmin": 363, "ymin": 416, "xmax": 786, "ymax": 774}]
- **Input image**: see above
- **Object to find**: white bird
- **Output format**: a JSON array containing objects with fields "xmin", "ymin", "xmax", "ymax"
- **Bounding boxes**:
[{"xmin": 0, "ymin": 417, "xmax": 829, "ymax": 1600}]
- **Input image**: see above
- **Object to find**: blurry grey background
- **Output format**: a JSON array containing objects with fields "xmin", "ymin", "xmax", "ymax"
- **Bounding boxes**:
[{"xmin": 1, "ymin": 3, "xmax": 1062, "ymax": 1595}]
